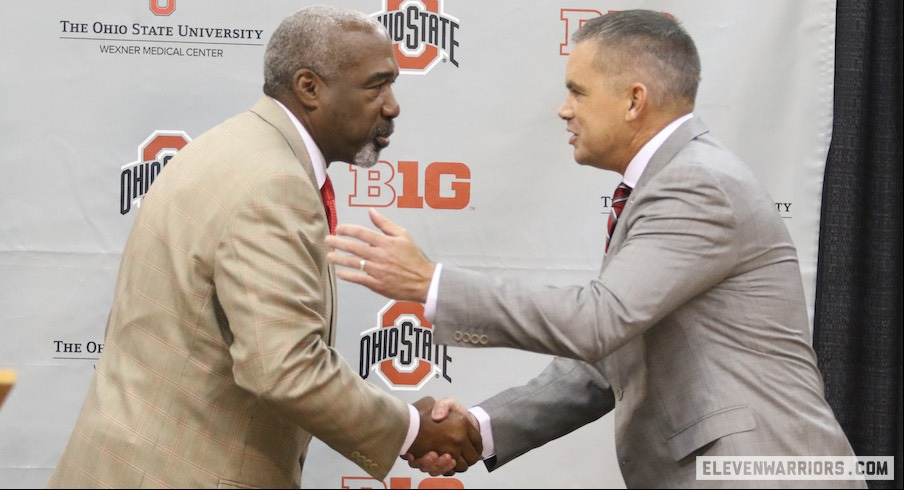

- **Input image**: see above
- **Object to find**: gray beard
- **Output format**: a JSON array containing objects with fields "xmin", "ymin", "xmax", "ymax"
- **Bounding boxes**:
[{"xmin": 352, "ymin": 141, "xmax": 380, "ymax": 168}]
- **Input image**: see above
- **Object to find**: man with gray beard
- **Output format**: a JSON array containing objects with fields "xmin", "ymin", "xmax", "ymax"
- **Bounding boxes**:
[{"xmin": 48, "ymin": 6, "xmax": 479, "ymax": 489}]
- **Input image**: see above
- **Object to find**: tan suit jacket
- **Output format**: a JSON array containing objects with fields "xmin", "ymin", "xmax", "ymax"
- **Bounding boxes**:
[
  {"xmin": 48, "ymin": 97, "xmax": 408, "ymax": 488},
  {"xmin": 434, "ymin": 118, "xmax": 864, "ymax": 488}
]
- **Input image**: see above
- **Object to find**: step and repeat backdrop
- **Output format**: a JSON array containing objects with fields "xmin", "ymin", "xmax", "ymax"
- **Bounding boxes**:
[{"xmin": 0, "ymin": 1, "xmax": 834, "ymax": 488}]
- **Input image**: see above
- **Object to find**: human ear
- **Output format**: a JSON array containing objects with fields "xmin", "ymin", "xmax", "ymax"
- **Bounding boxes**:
[
  {"xmin": 293, "ymin": 69, "xmax": 320, "ymax": 109},
  {"xmin": 625, "ymin": 82, "xmax": 647, "ymax": 121}
]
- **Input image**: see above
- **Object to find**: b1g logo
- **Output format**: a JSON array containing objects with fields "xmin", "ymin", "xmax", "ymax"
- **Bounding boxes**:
[
  {"xmin": 559, "ymin": 9, "xmax": 605, "ymax": 56},
  {"xmin": 560, "ymin": 9, "xmax": 674, "ymax": 55},
  {"xmin": 348, "ymin": 161, "xmax": 470, "ymax": 209},
  {"xmin": 150, "ymin": 0, "xmax": 175, "ymax": 16},
  {"xmin": 372, "ymin": 0, "xmax": 460, "ymax": 74},
  {"xmin": 359, "ymin": 301, "xmax": 452, "ymax": 390},
  {"xmin": 341, "ymin": 476, "xmax": 463, "ymax": 489},
  {"xmin": 120, "ymin": 130, "xmax": 190, "ymax": 215}
]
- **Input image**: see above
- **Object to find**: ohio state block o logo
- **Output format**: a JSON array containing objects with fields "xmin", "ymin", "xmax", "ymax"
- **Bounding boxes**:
[
  {"xmin": 378, "ymin": 301, "xmax": 434, "ymax": 388},
  {"xmin": 150, "ymin": 0, "xmax": 175, "ymax": 16}
]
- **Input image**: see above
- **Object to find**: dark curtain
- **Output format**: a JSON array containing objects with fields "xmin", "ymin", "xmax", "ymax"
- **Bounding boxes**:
[{"xmin": 814, "ymin": 0, "xmax": 903, "ymax": 489}]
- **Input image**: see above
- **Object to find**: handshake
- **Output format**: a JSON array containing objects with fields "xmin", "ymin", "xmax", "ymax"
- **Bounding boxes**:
[{"xmin": 408, "ymin": 396, "xmax": 482, "ymax": 476}]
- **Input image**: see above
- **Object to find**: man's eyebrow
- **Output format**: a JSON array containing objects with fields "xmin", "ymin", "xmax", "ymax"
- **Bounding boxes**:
[{"xmin": 365, "ymin": 71, "xmax": 396, "ymax": 85}]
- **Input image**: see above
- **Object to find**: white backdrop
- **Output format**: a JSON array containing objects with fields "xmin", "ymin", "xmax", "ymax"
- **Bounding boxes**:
[{"xmin": 0, "ymin": 1, "xmax": 835, "ymax": 488}]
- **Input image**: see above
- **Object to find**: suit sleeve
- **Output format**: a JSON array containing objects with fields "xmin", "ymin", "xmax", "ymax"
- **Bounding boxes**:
[
  {"xmin": 213, "ymin": 171, "xmax": 407, "ymax": 480},
  {"xmin": 433, "ymin": 163, "xmax": 739, "ymax": 363},
  {"xmin": 479, "ymin": 357, "xmax": 615, "ymax": 470}
]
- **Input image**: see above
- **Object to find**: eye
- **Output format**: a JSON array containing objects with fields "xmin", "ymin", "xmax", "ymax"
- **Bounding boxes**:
[
  {"xmin": 368, "ymin": 81, "xmax": 390, "ymax": 94},
  {"xmin": 566, "ymin": 84, "xmax": 582, "ymax": 98}
]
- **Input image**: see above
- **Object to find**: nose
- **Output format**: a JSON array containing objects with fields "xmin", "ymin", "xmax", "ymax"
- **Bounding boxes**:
[
  {"xmin": 383, "ymin": 86, "xmax": 401, "ymax": 119},
  {"xmin": 558, "ymin": 100, "xmax": 572, "ymax": 120}
]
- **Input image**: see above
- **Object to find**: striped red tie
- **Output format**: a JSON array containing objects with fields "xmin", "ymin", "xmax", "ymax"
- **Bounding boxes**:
[
  {"xmin": 320, "ymin": 175, "xmax": 337, "ymax": 235},
  {"xmin": 606, "ymin": 182, "xmax": 632, "ymax": 253}
]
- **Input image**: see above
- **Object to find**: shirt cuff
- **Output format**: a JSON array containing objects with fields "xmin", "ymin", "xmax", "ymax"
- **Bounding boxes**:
[
  {"xmin": 400, "ymin": 404, "xmax": 420, "ymax": 456},
  {"xmin": 469, "ymin": 406, "xmax": 495, "ymax": 459},
  {"xmin": 423, "ymin": 263, "xmax": 443, "ymax": 322}
]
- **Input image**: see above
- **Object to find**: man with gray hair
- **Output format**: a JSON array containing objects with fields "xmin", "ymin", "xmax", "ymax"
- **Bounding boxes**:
[
  {"xmin": 48, "ymin": 6, "xmax": 479, "ymax": 488},
  {"xmin": 325, "ymin": 9, "xmax": 863, "ymax": 488}
]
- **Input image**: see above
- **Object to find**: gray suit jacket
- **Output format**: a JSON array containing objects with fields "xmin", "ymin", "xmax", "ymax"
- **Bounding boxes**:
[
  {"xmin": 433, "ymin": 117, "xmax": 863, "ymax": 488},
  {"xmin": 48, "ymin": 97, "xmax": 408, "ymax": 488}
]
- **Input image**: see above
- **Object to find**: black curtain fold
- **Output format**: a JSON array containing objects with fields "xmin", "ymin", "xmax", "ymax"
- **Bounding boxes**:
[{"xmin": 814, "ymin": 0, "xmax": 903, "ymax": 488}]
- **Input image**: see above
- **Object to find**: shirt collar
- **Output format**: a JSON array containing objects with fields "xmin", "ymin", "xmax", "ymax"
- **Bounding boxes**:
[
  {"xmin": 622, "ymin": 113, "xmax": 693, "ymax": 188},
  {"xmin": 274, "ymin": 99, "xmax": 328, "ymax": 189}
]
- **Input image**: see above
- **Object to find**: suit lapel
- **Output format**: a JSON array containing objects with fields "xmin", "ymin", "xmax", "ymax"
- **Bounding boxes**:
[
  {"xmin": 249, "ymin": 96, "xmax": 338, "ymax": 344},
  {"xmin": 249, "ymin": 96, "xmax": 320, "ymax": 188},
  {"xmin": 634, "ymin": 116, "xmax": 709, "ymax": 190},
  {"xmin": 603, "ymin": 117, "xmax": 710, "ymax": 263}
]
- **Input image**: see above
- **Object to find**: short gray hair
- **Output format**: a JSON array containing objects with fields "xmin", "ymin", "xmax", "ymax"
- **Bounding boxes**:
[
  {"xmin": 263, "ymin": 5, "xmax": 384, "ymax": 97},
  {"xmin": 573, "ymin": 10, "xmax": 701, "ymax": 106}
]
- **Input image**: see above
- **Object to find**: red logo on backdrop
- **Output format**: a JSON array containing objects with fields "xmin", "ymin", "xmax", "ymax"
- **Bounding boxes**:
[
  {"xmin": 560, "ymin": 9, "xmax": 675, "ymax": 55},
  {"xmin": 358, "ymin": 301, "xmax": 452, "ymax": 390},
  {"xmin": 341, "ymin": 476, "xmax": 463, "ymax": 489},
  {"xmin": 559, "ymin": 9, "xmax": 604, "ymax": 55},
  {"xmin": 120, "ymin": 130, "xmax": 190, "ymax": 215},
  {"xmin": 347, "ymin": 160, "xmax": 471, "ymax": 210},
  {"xmin": 372, "ymin": 0, "xmax": 460, "ymax": 74},
  {"xmin": 150, "ymin": 0, "xmax": 175, "ymax": 16}
]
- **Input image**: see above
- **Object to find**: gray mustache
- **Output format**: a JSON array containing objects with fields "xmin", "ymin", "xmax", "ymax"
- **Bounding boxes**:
[{"xmin": 374, "ymin": 123, "xmax": 393, "ymax": 138}]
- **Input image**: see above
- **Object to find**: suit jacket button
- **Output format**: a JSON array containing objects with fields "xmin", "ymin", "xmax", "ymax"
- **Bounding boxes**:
[
  {"xmin": 453, "ymin": 331, "xmax": 463, "ymax": 341},
  {"xmin": 479, "ymin": 335, "xmax": 489, "ymax": 344}
]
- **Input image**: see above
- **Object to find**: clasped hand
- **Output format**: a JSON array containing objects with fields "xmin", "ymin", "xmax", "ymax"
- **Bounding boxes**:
[{"xmin": 408, "ymin": 397, "xmax": 482, "ymax": 476}]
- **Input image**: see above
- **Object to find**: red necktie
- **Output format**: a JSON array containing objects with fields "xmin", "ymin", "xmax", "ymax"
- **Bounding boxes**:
[
  {"xmin": 606, "ymin": 182, "xmax": 632, "ymax": 253},
  {"xmin": 320, "ymin": 175, "xmax": 337, "ymax": 235}
]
